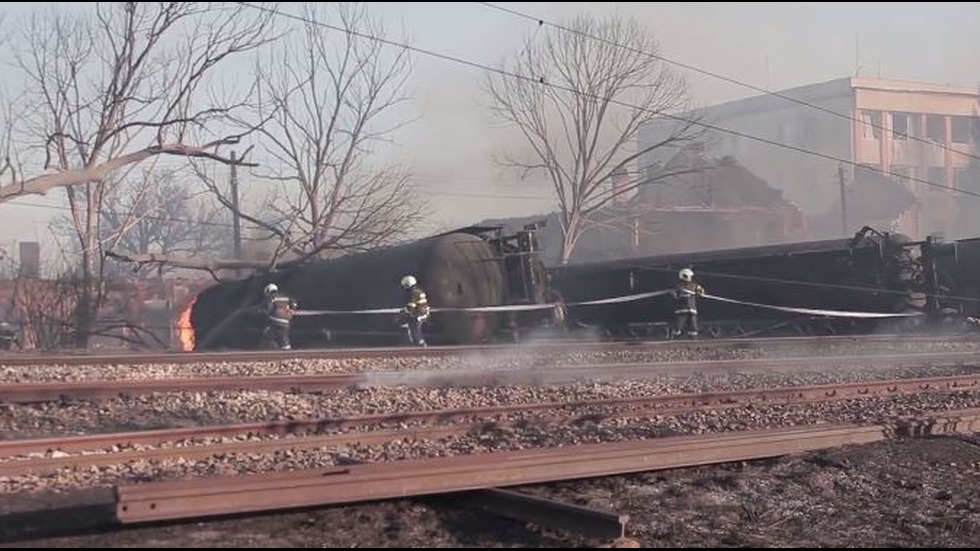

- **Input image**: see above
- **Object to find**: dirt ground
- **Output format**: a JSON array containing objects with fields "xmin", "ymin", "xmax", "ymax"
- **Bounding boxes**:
[{"xmin": 2, "ymin": 436, "xmax": 978, "ymax": 548}]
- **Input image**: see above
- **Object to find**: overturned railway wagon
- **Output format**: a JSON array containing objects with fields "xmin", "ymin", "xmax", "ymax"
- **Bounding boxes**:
[
  {"xmin": 192, "ymin": 226, "xmax": 549, "ymax": 350},
  {"xmin": 936, "ymin": 236, "xmax": 980, "ymax": 318},
  {"xmin": 552, "ymin": 227, "xmax": 953, "ymax": 337},
  {"xmin": 190, "ymin": 224, "xmax": 980, "ymax": 349}
]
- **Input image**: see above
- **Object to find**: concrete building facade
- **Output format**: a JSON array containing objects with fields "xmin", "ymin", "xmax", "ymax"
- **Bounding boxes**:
[{"xmin": 646, "ymin": 78, "xmax": 980, "ymax": 238}]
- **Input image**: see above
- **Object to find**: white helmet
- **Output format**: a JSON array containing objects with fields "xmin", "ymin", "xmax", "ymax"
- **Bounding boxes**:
[
  {"xmin": 400, "ymin": 275, "xmax": 417, "ymax": 289},
  {"xmin": 264, "ymin": 283, "xmax": 279, "ymax": 295},
  {"xmin": 679, "ymin": 268, "xmax": 694, "ymax": 282}
]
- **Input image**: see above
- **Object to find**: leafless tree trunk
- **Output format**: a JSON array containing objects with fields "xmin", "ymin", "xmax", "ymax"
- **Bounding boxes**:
[
  {"xmin": 487, "ymin": 13, "xmax": 700, "ymax": 263},
  {"xmin": 206, "ymin": 3, "xmax": 422, "ymax": 266},
  {"xmin": 1, "ymin": 2, "xmax": 272, "ymax": 347},
  {"xmin": 0, "ymin": 97, "xmax": 22, "ymax": 190}
]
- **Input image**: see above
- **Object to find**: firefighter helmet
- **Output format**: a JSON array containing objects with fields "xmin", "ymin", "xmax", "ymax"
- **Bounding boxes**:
[
  {"xmin": 679, "ymin": 268, "xmax": 694, "ymax": 282},
  {"xmin": 400, "ymin": 275, "xmax": 417, "ymax": 289},
  {"xmin": 264, "ymin": 283, "xmax": 279, "ymax": 296}
]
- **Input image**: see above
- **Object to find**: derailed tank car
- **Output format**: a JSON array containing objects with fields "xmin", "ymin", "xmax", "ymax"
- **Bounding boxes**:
[
  {"xmin": 552, "ymin": 227, "xmax": 936, "ymax": 337},
  {"xmin": 925, "ymin": 236, "xmax": 980, "ymax": 322},
  {"xmin": 191, "ymin": 226, "xmax": 549, "ymax": 350}
]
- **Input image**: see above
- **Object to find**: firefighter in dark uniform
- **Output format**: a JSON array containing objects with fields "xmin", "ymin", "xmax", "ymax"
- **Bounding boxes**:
[
  {"xmin": 672, "ymin": 268, "xmax": 705, "ymax": 339},
  {"xmin": 263, "ymin": 283, "xmax": 297, "ymax": 350},
  {"xmin": 399, "ymin": 275, "xmax": 430, "ymax": 346}
]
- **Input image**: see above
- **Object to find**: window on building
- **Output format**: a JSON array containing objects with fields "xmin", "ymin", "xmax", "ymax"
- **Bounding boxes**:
[
  {"xmin": 892, "ymin": 112, "xmax": 910, "ymax": 140},
  {"xmin": 927, "ymin": 166, "xmax": 946, "ymax": 187},
  {"xmin": 952, "ymin": 116, "xmax": 971, "ymax": 144},
  {"xmin": 911, "ymin": 114, "xmax": 924, "ymax": 139},
  {"xmin": 862, "ymin": 111, "xmax": 882, "ymax": 139},
  {"xmin": 927, "ymin": 114, "xmax": 946, "ymax": 143},
  {"xmin": 972, "ymin": 117, "xmax": 980, "ymax": 143}
]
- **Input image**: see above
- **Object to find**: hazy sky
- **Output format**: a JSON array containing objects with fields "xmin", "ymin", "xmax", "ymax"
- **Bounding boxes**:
[
  {"xmin": 2, "ymin": 2, "xmax": 978, "ymax": 253},
  {"xmin": 382, "ymin": 2, "xmax": 980, "ymax": 230}
]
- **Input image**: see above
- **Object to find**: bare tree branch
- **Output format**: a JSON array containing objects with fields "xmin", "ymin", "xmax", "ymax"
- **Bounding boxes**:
[
  {"xmin": 220, "ymin": 2, "xmax": 423, "ymax": 265},
  {"xmin": 1, "ymin": 2, "xmax": 274, "ymax": 348},
  {"xmin": 100, "ymin": 167, "xmax": 231, "ymax": 276},
  {"xmin": 106, "ymin": 250, "xmax": 272, "ymax": 271},
  {"xmin": 0, "ymin": 137, "xmax": 255, "ymax": 201}
]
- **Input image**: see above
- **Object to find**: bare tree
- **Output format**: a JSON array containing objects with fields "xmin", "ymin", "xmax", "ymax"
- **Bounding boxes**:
[
  {"xmin": 1, "ymin": 2, "xmax": 273, "ymax": 347},
  {"xmin": 10, "ymin": 271, "xmax": 81, "ymax": 350},
  {"xmin": 487, "ymin": 13, "xmax": 700, "ymax": 263},
  {"xmin": 10, "ymin": 265, "xmax": 171, "ymax": 350},
  {"xmin": 101, "ymin": 168, "xmax": 230, "ymax": 278},
  {"xmin": 205, "ymin": 3, "xmax": 422, "ymax": 266}
]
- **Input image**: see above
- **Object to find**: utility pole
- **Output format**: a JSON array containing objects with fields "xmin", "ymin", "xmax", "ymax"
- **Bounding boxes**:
[
  {"xmin": 838, "ymin": 165, "xmax": 849, "ymax": 237},
  {"xmin": 230, "ymin": 151, "xmax": 242, "ymax": 262}
]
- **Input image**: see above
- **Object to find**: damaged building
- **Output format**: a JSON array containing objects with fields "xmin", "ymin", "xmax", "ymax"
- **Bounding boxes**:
[
  {"xmin": 810, "ymin": 166, "xmax": 922, "ymax": 239},
  {"xmin": 661, "ymin": 77, "xmax": 980, "ymax": 239},
  {"xmin": 484, "ymin": 150, "xmax": 807, "ymax": 264}
]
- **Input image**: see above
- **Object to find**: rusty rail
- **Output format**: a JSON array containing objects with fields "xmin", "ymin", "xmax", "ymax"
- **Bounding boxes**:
[
  {"xmin": 454, "ymin": 489, "xmax": 629, "ymax": 541},
  {"xmin": 1, "ymin": 334, "xmax": 975, "ymax": 367},
  {"xmin": 0, "ymin": 408, "xmax": 980, "ymax": 542},
  {"xmin": 112, "ymin": 423, "xmax": 896, "ymax": 523},
  {"xmin": 114, "ymin": 409, "xmax": 980, "ymax": 524},
  {"xmin": 0, "ymin": 372, "xmax": 363, "ymax": 403},
  {"xmin": 3, "ymin": 351, "xmax": 979, "ymax": 404},
  {"xmin": 2, "ymin": 373, "xmax": 978, "ymax": 477}
]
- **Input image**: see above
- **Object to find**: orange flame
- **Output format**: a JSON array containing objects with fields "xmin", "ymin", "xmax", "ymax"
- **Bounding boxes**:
[{"xmin": 176, "ymin": 296, "xmax": 197, "ymax": 351}]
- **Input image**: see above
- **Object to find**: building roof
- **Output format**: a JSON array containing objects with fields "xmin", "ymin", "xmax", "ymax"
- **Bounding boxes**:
[
  {"xmin": 693, "ymin": 77, "xmax": 980, "ymax": 119},
  {"xmin": 633, "ymin": 152, "xmax": 792, "ymax": 209},
  {"xmin": 810, "ymin": 168, "xmax": 919, "ymax": 238},
  {"xmin": 851, "ymin": 77, "xmax": 980, "ymax": 97}
]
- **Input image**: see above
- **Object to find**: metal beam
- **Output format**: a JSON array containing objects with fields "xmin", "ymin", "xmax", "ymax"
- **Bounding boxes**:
[
  {"xmin": 116, "ymin": 424, "xmax": 889, "ymax": 523},
  {"xmin": 456, "ymin": 488, "xmax": 628, "ymax": 541}
]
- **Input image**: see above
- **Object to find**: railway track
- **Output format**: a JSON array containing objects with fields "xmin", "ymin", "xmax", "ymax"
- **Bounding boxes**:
[
  {"xmin": 2, "ymin": 351, "xmax": 979, "ymax": 404},
  {"xmin": 3, "ymin": 372, "xmax": 977, "ymax": 476},
  {"xmin": 3, "ymin": 366, "xmax": 978, "ymax": 545},
  {"xmin": 113, "ymin": 409, "xmax": 980, "ymax": 524},
  {"xmin": 1, "ymin": 333, "xmax": 977, "ymax": 367},
  {"xmin": 10, "ymin": 411, "xmax": 975, "ymax": 544}
]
